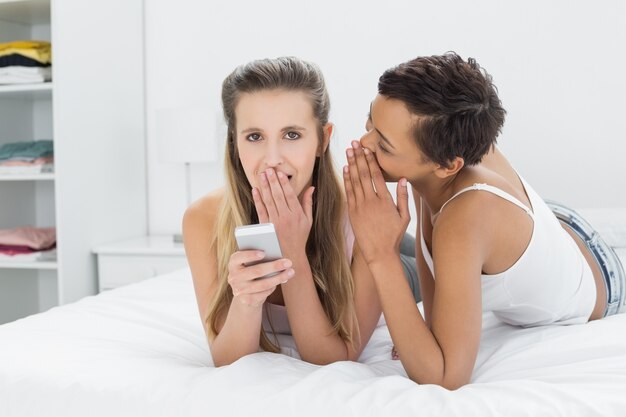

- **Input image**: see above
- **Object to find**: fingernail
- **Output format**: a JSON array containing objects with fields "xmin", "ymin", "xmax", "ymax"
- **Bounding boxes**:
[
  {"xmin": 283, "ymin": 260, "xmax": 292, "ymax": 268},
  {"xmin": 352, "ymin": 141, "xmax": 360, "ymax": 149},
  {"xmin": 347, "ymin": 149, "xmax": 354, "ymax": 157},
  {"xmin": 287, "ymin": 268, "xmax": 295, "ymax": 277},
  {"xmin": 400, "ymin": 178, "xmax": 407, "ymax": 186},
  {"xmin": 257, "ymin": 251, "xmax": 265, "ymax": 258},
  {"xmin": 260, "ymin": 173, "xmax": 267, "ymax": 182},
  {"xmin": 266, "ymin": 168, "xmax": 274, "ymax": 176},
  {"xmin": 343, "ymin": 166, "xmax": 348, "ymax": 173},
  {"xmin": 277, "ymin": 171, "xmax": 284, "ymax": 179},
  {"xmin": 363, "ymin": 148, "xmax": 370, "ymax": 155}
]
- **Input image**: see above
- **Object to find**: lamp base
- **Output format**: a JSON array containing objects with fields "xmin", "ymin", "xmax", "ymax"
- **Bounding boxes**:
[{"xmin": 173, "ymin": 233, "xmax": 184, "ymax": 243}]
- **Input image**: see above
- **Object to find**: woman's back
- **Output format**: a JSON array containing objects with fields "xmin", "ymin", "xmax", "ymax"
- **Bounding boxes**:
[{"xmin": 421, "ymin": 147, "xmax": 597, "ymax": 326}]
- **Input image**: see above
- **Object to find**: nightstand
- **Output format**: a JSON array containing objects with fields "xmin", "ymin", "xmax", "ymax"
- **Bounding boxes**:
[{"xmin": 93, "ymin": 236, "xmax": 188, "ymax": 292}]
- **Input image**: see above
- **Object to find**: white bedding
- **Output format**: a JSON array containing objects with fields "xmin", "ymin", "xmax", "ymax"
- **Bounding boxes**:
[{"xmin": 1, "ymin": 267, "xmax": 625, "ymax": 417}]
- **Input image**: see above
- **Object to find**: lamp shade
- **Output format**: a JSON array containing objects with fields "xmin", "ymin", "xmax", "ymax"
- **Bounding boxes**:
[{"xmin": 155, "ymin": 106, "xmax": 217, "ymax": 163}]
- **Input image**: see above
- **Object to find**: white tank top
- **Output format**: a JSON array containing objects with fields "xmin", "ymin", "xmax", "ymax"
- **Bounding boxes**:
[{"xmin": 419, "ymin": 177, "xmax": 596, "ymax": 327}]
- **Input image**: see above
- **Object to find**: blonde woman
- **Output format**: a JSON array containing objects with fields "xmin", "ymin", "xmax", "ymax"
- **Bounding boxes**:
[{"xmin": 183, "ymin": 57, "xmax": 391, "ymax": 366}]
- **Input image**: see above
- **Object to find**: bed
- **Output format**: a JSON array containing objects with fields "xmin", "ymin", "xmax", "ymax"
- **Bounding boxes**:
[{"xmin": 1, "ymin": 267, "xmax": 625, "ymax": 417}]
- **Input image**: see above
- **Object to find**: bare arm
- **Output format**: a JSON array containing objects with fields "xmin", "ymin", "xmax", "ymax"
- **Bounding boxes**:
[
  {"xmin": 367, "ymin": 210, "xmax": 484, "ymax": 388},
  {"xmin": 254, "ymin": 169, "xmax": 381, "ymax": 364},
  {"xmin": 344, "ymin": 142, "xmax": 485, "ymax": 389},
  {"xmin": 281, "ymin": 242, "xmax": 382, "ymax": 363},
  {"xmin": 182, "ymin": 192, "xmax": 292, "ymax": 366},
  {"xmin": 349, "ymin": 243, "xmax": 384, "ymax": 359},
  {"xmin": 412, "ymin": 186, "xmax": 436, "ymax": 327},
  {"xmin": 279, "ymin": 248, "xmax": 352, "ymax": 363}
]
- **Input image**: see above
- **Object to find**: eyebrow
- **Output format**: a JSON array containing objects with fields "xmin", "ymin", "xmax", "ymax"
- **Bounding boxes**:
[
  {"xmin": 240, "ymin": 125, "xmax": 307, "ymax": 135},
  {"xmin": 369, "ymin": 102, "xmax": 395, "ymax": 149}
]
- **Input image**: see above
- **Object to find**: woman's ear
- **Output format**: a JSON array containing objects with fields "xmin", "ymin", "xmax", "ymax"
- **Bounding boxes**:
[
  {"xmin": 317, "ymin": 123, "xmax": 334, "ymax": 156},
  {"xmin": 434, "ymin": 157, "xmax": 464, "ymax": 179}
]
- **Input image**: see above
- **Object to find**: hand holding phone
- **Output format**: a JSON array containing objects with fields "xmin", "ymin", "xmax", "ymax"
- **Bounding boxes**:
[
  {"xmin": 228, "ymin": 223, "xmax": 293, "ymax": 307},
  {"xmin": 235, "ymin": 223, "xmax": 284, "ymax": 278}
]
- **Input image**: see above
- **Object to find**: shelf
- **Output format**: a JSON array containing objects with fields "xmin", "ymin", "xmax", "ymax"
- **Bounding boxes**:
[
  {"xmin": 0, "ymin": 0, "xmax": 50, "ymax": 25},
  {"xmin": 0, "ymin": 259, "xmax": 57, "ymax": 270},
  {"xmin": 0, "ymin": 82, "xmax": 52, "ymax": 99},
  {"xmin": 0, "ymin": 173, "xmax": 54, "ymax": 181},
  {"xmin": 0, "ymin": 247, "xmax": 57, "ymax": 270}
]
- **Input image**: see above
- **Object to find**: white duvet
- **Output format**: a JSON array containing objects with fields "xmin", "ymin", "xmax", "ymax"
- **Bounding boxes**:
[{"xmin": 1, "ymin": 268, "xmax": 625, "ymax": 417}]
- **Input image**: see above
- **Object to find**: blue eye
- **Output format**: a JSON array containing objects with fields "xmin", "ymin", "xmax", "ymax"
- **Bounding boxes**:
[
  {"xmin": 246, "ymin": 133, "xmax": 262, "ymax": 142},
  {"xmin": 285, "ymin": 131, "xmax": 300, "ymax": 140}
]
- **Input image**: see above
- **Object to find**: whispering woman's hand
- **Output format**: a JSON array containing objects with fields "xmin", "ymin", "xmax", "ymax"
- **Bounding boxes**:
[
  {"xmin": 343, "ymin": 140, "xmax": 410, "ymax": 266},
  {"xmin": 252, "ymin": 168, "xmax": 314, "ymax": 258}
]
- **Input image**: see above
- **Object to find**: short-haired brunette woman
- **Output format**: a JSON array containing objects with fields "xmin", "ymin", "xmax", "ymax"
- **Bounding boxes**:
[{"xmin": 343, "ymin": 52, "xmax": 625, "ymax": 389}]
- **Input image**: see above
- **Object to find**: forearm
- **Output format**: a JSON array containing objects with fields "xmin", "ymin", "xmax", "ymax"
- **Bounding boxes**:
[
  {"xmin": 282, "ymin": 251, "xmax": 351, "ymax": 364},
  {"xmin": 210, "ymin": 299, "xmax": 264, "ymax": 367},
  {"xmin": 416, "ymin": 261, "xmax": 435, "ymax": 327},
  {"xmin": 413, "ymin": 199, "xmax": 435, "ymax": 327},
  {"xmin": 368, "ymin": 254, "xmax": 448, "ymax": 386}
]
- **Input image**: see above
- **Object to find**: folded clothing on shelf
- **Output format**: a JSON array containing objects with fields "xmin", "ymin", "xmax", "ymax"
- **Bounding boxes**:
[
  {"xmin": 0, "ymin": 140, "xmax": 53, "ymax": 160},
  {"xmin": 0, "ymin": 41, "xmax": 51, "ymax": 66},
  {"xmin": 0, "ymin": 66, "xmax": 52, "ymax": 84},
  {"xmin": 0, "ymin": 248, "xmax": 56, "ymax": 262},
  {"xmin": 0, "ymin": 140, "xmax": 54, "ymax": 174},
  {"xmin": 0, "ymin": 227, "xmax": 56, "ymax": 252},
  {"xmin": 0, "ymin": 244, "xmax": 37, "ymax": 254},
  {"xmin": 0, "ymin": 54, "xmax": 50, "ymax": 68},
  {"xmin": 0, "ymin": 157, "xmax": 54, "ymax": 174},
  {"xmin": 0, "ymin": 41, "xmax": 52, "ymax": 85},
  {"xmin": 0, "ymin": 166, "xmax": 53, "ymax": 175},
  {"xmin": 0, "ymin": 243, "xmax": 56, "ymax": 256}
]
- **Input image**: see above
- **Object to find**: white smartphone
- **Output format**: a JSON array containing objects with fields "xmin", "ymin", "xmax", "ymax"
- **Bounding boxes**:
[{"xmin": 234, "ymin": 223, "xmax": 284, "ymax": 277}]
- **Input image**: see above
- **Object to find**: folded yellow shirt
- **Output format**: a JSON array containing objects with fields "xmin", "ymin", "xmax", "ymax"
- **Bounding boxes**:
[{"xmin": 0, "ymin": 41, "xmax": 52, "ymax": 64}]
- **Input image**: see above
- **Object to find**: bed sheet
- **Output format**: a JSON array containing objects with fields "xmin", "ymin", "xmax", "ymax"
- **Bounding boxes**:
[{"xmin": 1, "ymin": 268, "xmax": 625, "ymax": 417}]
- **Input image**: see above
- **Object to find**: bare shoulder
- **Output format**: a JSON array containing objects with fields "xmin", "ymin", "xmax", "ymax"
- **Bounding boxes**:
[
  {"xmin": 433, "ymin": 186, "xmax": 532, "ymax": 277},
  {"xmin": 182, "ymin": 187, "xmax": 225, "ymax": 274},
  {"xmin": 432, "ymin": 192, "xmax": 494, "ymax": 255},
  {"xmin": 435, "ymin": 190, "xmax": 493, "ymax": 230},
  {"xmin": 182, "ymin": 188, "xmax": 226, "ymax": 329},
  {"xmin": 183, "ymin": 188, "xmax": 225, "ymax": 233}
]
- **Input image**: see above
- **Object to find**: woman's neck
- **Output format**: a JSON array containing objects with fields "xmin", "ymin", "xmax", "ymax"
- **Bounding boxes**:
[{"xmin": 410, "ymin": 168, "xmax": 474, "ymax": 217}]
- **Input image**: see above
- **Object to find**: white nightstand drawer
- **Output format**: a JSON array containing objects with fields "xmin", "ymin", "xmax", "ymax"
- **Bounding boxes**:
[
  {"xmin": 94, "ymin": 236, "xmax": 188, "ymax": 292},
  {"xmin": 98, "ymin": 255, "xmax": 187, "ymax": 291}
]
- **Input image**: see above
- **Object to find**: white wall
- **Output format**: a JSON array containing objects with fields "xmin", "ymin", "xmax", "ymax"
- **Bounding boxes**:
[{"xmin": 145, "ymin": 0, "xmax": 626, "ymax": 235}]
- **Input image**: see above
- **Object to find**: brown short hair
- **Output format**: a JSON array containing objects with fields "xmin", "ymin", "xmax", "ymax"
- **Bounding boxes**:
[{"xmin": 378, "ymin": 52, "xmax": 506, "ymax": 166}]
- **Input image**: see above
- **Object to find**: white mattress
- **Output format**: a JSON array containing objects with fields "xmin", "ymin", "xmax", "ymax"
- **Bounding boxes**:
[{"xmin": 1, "ymin": 267, "xmax": 625, "ymax": 417}]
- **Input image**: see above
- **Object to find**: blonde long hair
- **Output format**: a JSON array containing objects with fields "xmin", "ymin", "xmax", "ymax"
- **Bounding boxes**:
[{"xmin": 206, "ymin": 57, "xmax": 357, "ymax": 352}]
